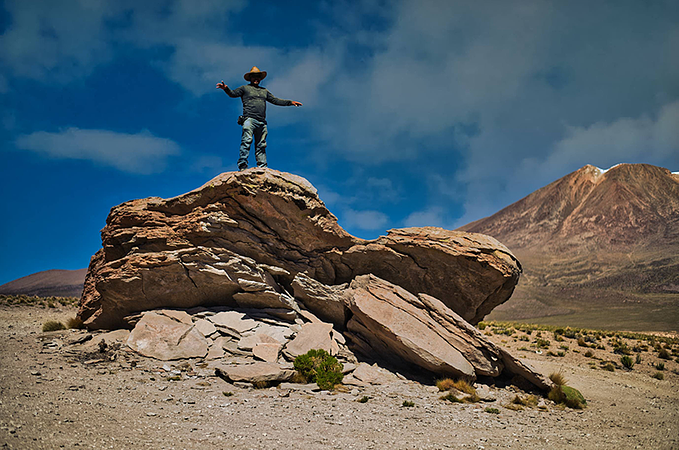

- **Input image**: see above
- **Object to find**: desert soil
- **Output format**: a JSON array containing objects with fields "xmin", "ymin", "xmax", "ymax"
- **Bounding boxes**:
[{"xmin": 1, "ymin": 305, "xmax": 677, "ymax": 450}]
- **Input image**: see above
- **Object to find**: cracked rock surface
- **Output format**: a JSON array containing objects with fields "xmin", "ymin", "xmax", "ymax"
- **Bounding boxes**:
[{"xmin": 78, "ymin": 168, "xmax": 539, "ymax": 387}]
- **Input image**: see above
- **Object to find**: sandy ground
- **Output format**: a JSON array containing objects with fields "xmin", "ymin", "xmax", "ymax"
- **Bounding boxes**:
[{"xmin": 1, "ymin": 305, "xmax": 678, "ymax": 450}]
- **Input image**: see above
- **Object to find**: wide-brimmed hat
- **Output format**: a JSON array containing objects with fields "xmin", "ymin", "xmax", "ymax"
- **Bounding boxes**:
[{"xmin": 244, "ymin": 66, "xmax": 267, "ymax": 81}]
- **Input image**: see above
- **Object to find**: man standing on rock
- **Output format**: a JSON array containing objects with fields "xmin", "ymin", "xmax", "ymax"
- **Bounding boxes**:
[{"xmin": 217, "ymin": 67, "xmax": 302, "ymax": 171}]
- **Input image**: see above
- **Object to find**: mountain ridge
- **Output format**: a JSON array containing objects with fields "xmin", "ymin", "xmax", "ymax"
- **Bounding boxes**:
[{"xmin": 459, "ymin": 163, "xmax": 679, "ymax": 331}]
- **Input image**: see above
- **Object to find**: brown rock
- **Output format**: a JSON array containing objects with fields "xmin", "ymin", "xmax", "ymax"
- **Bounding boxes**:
[
  {"xmin": 252, "ymin": 343, "xmax": 282, "ymax": 363},
  {"xmin": 79, "ymin": 169, "xmax": 519, "ymax": 329},
  {"xmin": 125, "ymin": 312, "xmax": 208, "ymax": 360},
  {"xmin": 344, "ymin": 274, "xmax": 549, "ymax": 386},
  {"xmin": 215, "ymin": 362, "xmax": 295, "ymax": 384},
  {"xmin": 284, "ymin": 322, "xmax": 336, "ymax": 358}
]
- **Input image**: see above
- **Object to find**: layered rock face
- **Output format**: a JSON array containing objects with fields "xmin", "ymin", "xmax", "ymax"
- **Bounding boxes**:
[{"xmin": 79, "ymin": 169, "xmax": 543, "ymax": 387}]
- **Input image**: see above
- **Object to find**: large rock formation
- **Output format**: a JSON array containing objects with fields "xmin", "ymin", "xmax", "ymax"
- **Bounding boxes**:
[{"xmin": 78, "ymin": 168, "xmax": 546, "ymax": 388}]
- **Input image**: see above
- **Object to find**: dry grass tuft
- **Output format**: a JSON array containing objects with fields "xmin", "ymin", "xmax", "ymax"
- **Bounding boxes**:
[
  {"xmin": 436, "ymin": 378, "xmax": 475, "ymax": 395},
  {"xmin": 549, "ymin": 372, "xmax": 567, "ymax": 386}
]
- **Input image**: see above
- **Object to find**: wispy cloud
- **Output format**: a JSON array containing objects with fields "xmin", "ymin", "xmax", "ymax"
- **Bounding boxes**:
[
  {"xmin": 340, "ymin": 208, "xmax": 389, "ymax": 231},
  {"xmin": 15, "ymin": 128, "xmax": 180, "ymax": 174},
  {"xmin": 403, "ymin": 206, "xmax": 448, "ymax": 228}
]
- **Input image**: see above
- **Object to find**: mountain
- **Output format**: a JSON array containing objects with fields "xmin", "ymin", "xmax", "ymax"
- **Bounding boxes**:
[
  {"xmin": 0, "ymin": 269, "xmax": 87, "ymax": 298},
  {"xmin": 459, "ymin": 163, "xmax": 679, "ymax": 331}
]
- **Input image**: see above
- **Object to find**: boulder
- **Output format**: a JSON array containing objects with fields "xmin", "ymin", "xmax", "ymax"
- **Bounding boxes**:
[
  {"xmin": 76, "ymin": 168, "xmax": 550, "ymax": 390},
  {"xmin": 125, "ymin": 312, "xmax": 208, "ymax": 360},
  {"xmin": 343, "ymin": 274, "xmax": 550, "ymax": 387},
  {"xmin": 79, "ymin": 169, "xmax": 519, "ymax": 329}
]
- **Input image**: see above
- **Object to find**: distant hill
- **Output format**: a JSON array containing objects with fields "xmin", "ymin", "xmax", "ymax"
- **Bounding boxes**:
[
  {"xmin": 459, "ymin": 163, "xmax": 679, "ymax": 331},
  {"xmin": 0, "ymin": 269, "xmax": 87, "ymax": 298}
]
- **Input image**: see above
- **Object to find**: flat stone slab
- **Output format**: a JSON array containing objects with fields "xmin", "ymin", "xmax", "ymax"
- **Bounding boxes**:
[
  {"xmin": 252, "ymin": 342, "xmax": 282, "ymax": 363},
  {"xmin": 194, "ymin": 318, "xmax": 217, "ymax": 337},
  {"xmin": 156, "ymin": 309, "xmax": 193, "ymax": 325},
  {"xmin": 215, "ymin": 362, "xmax": 295, "ymax": 383},
  {"xmin": 209, "ymin": 311, "xmax": 258, "ymax": 333},
  {"xmin": 284, "ymin": 322, "xmax": 336, "ymax": 358},
  {"xmin": 81, "ymin": 329, "xmax": 130, "ymax": 350},
  {"xmin": 238, "ymin": 332, "xmax": 280, "ymax": 351},
  {"xmin": 126, "ymin": 312, "xmax": 208, "ymax": 360}
]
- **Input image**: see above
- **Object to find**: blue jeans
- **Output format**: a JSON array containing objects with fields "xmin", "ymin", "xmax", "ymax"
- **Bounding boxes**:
[{"xmin": 238, "ymin": 118, "xmax": 268, "ymax": 170}]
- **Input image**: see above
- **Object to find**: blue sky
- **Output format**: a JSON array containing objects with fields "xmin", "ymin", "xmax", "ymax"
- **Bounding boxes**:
[{"xmin": 1, "ymin": 0, "xmax": 678, "ymax": 285}]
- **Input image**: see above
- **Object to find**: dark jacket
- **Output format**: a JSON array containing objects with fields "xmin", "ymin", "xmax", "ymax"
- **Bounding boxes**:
[{"xmin": 224, "ymin": 84, "xmax": 293, "ymax": 122}]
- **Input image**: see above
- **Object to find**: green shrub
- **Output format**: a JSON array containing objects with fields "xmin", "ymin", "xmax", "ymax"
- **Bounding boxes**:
[
  {"xmin": 42, "ymin": 320, "xmax": 66, "ymax": 332},
  {"xmin": 358, "ymin": 396, "xmax": 369, "ymax": 403},
  {"xmin": 602, "ymin": 362, "xmax": 615, "ymax": 372},
  {"xmin": 548, "ymin": 385, "xmax": 586, "ymax": 409},
  {"xmin": 620, "ymin": 355, "xmax": 635, "ymax": 370},
  {"xmin": 655, "ymin": 362, "xmax": 665, "ymax": 371},
  {"xmin": 402, "ymin": 400, "xmax": 415, "ymax": 407},
  {"xmin": 293, "ymin": 349, "xmax": 344, "ymax": 390},
  {"xmin": 635, "ymin": 354, "xmax": 642, "ymax": 364},
  {"xmin": 652, "ymin": 372, "xmax": 664, "ymax": 380},
  {"xmin": 535, "ymin": 339, "xmax": 550, "ymax": 348},
  {"xmin": 485, "ymin": 407, "xmax": 500, "ymax": 414},
  {"xmin": 222, "ymin": 391, "xmax": 234, "ymax": 397},
  {"xmin": 658, "ymin": 348, "xmax": 671, "ymax": 360},
  {"xmin": 584, "ymin": 350, "xmax": 594, "ymax": 358}
]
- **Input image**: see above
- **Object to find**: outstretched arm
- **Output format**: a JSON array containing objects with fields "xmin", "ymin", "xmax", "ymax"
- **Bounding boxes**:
[
  {"xmin": 266, "ymin": 91, "xmax": 302, "ymax": 107},
  {"xmin": 216, "ymin": 81, "xmax": 242, "ymax": 98}
]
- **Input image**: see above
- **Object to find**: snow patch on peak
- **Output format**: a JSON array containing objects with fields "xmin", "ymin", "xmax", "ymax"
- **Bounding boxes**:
[{"xmin": 594, "ymin": 163, "xmax": 623, "ymax": 174}]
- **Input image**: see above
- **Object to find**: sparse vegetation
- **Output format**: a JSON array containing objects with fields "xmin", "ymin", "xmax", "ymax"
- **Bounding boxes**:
[
  {"xmin": 620, "ymin": 355, "xmax": 635, "ymax": 369},
  {"xmin": 655, "ymin": 362, "xmax": 665, "ymax": 371},
  {"xmin": 402, "ymin": 400, "xmax": 415, "ymax": 407},
  {"xmin": 293, "ymin": 349, "xmax": 344, "ymax": 390},
  {"xmin": 584, "ymin": 350, "xmax": 594, "ymax": 357},
  {"xmin": 222, "ymin": 391, "xmax": 234, "ymax": 397},
  {"xmin": 549, "ymin": 372, "xmax": 567, "ymax": 386},
  {"xmin": 602, "ymin": 362, "xmax": 616, "ymax": 372},
  {"xmin": 652, "ymin": 372, "xmax": 664, "ymax": 380},
  {"xmin": 436, "ymin": 378, "xmax": 480, "ymax": 403},
  {"xmin": 485, "ymin": 407, "xmax": 500, "ymax": 414},
  {"xmin": 66, "ymin": 316, "xmax": 85, "ymax": 329},
  {"xmin": 439, "ymin": 392, "xmax": 463, "ymax": 403},
  {"xmin": 42, "ymin": 320, "xmax": 66, "ymax": 332},
  {"xmin": 1, "ymin": 294, "xmax": 79, "ymax": 308},
  {"xmin": 358, "ymin": 396, "xmax": 369, "ymax": 403},
  {"xmin": 436, "ymin": 378, "xmax": 475, "ymax": 394},
  {"xmin": 658, "ymin": 348, "xmax": 671, "ymax": 360},
  {"xmin": 511, "ymin": 394, "xmax": 538, "ymax": 407}
]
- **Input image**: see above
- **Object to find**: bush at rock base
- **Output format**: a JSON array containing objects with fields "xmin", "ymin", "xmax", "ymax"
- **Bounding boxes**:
[
  {"xmin": 548, "ymin": 385, "xmax": 586, "ymax": 409},
  {"xmin": 293, "ymin": 349, "xmax": 344, "ymax": 390},
  {"xmin": 42, "ymin": 320, "xmax": 66, "ymax": 332}
]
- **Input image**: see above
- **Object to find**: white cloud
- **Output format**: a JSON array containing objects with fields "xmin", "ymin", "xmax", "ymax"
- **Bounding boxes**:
[
  {"xmin": 15, "ymin": 128, "xmax": 181, "ymax": 174},
  {"xmin": 542, "ymin": 100, "xmax": 679, "ymax": 180},
  {"xmin": 340, "ymin": 208, "xmax": 389, "ymax": 231},
  {"xmin": 0, "ymin": 0, "xmax": 119, "ymax": 81}
]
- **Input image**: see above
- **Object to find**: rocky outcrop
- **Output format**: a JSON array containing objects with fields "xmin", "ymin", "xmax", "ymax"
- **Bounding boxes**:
[
  {"xmin": 79, "ymin": 168, "xmax": 519, "ymax": 329},
  {"xmin": 78, "ymin": 168, "xmax": 547, "ymax": 389}
]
